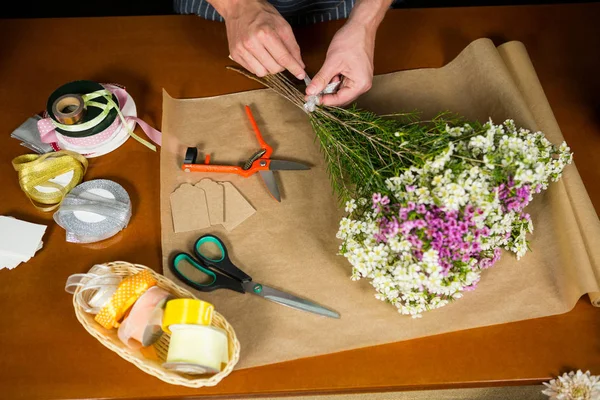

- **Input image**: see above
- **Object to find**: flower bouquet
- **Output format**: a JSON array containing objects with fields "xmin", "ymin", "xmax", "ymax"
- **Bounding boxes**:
[{"xmin": 231, "ymin": 68, "xmax": 573, "ymax": 317}]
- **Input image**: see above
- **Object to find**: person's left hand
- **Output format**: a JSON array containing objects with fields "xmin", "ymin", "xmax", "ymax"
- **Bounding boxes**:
[{"xmin": 305, "ymin": 21, "xmax": 375, "ymax": 106}]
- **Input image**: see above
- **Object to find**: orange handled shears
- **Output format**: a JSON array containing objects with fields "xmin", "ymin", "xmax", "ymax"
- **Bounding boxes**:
[{"xmin": 182, "ymin": 105, "xmax": 310, "ymax": 202}]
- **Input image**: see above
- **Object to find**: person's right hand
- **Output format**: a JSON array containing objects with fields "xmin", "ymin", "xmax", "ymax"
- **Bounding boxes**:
[{"xmin": 221, "ymin": 0, "xmax": 306, "ymax": 79}]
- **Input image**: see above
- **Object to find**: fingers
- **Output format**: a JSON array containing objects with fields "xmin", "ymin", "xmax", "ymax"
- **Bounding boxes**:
[
  {"xmin": 249, "ymin": 41, "xmax": 286, "ymax": 75},
  {"xmin": 231, "ymin": 24, "xmax": 305, "ymax": 78},
  {"xmin": 275, "ymin": 25, "xmax": 306, "ymax": 76},
  {"xmin": 306, "ymin": 60, "xmax": 339, "ymax": 96},
  {"xmin": 319, "ymin": 87, "xmax": 356, "ymax": 107},
  {"xmin": 234, "ymin": 50, "xmax": 269, "ymax": 77},
  {"xmin": 320, "ymin": 79, "xmax": 372, "ymax": 107},
  {"xmin": 263, "ymin": 35, "xmax": 306, "ymax": 79}
]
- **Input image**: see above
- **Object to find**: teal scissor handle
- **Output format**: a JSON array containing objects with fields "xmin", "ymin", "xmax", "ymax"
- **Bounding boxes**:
[
  {"xmin": 194, "ymin": 235, "xmax": 252, "ymax": 283},
  {"xmin": 170, "ymin": 252, "xmax": 244, "ymax": 293}
]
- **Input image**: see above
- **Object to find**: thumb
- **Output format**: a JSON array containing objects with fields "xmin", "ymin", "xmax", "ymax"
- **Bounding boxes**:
[{"xmin": 306, "ymin": 59, "xmax": 339, "ymax": 96}]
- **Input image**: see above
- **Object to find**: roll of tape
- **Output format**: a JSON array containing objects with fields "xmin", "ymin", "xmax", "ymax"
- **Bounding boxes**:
[
  {"xmin": 38, "ymin": 82, "xmax": 161, "ymax": 155},
  {"xmin": 53, "ymin": 179, "xmax": 132, "ymax": 243},
  {"xmin": 163, "ymin": 324, "xmax": 229, "ymax": 375},
  {"xmin": 117, "ymin": 286, "xmax": 172, "ymax": 349},
  {"xmin": 161, "ymin": 299, "xmax": 214, "ymax": 334},
  {"xmin": 52, "ymin": 94, "xmax": 86, "ymax": 125},
  {"xmin": 94, "ymin": 269, "xmax": 157, "ymax": 329},
  {"xmin": 47, "ymin": 81, "xmax": 118, "ymax": 137}
]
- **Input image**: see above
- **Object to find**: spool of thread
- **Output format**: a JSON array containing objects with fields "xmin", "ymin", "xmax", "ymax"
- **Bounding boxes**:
[
  {"xmin": 52, "ymin": 94, "xmax": 86, "ymax": 125},
  {"xmin": 11, "ymin": 150, "xmax": 88, "ymax": 212},
  {"xmin": 117, "ymin": 286, "xmax": 172, "ymax": 349},
  {"xmin": 95, "ymin": 269, "xmax": 157, "ymax": 329},
  {"xmin": 163, "ymin": 324, "xmax": 229, "ymax": 375},
  {"xmin": 161, "ymin": 299, "xmax": 214, "ymax": 334},
  {"xmin": 53, "ymin": 179, "xmax": 132, "ymax": 243}
]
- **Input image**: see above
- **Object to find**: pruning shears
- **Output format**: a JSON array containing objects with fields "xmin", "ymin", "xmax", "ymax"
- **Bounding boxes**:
[{"xmin": 182, "ymin": 105, "xmax": 309, "ymax": 202}]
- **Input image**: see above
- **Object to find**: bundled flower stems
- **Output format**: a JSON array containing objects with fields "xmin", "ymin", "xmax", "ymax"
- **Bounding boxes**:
[{"xmin": 229, "ymin": 67, "xmax": 573, "ymax": 317}]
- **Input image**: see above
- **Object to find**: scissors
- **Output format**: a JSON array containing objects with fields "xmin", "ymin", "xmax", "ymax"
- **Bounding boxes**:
[
  {"xmin": 181, "ymin": 105, "xmax": 310, "ymax": 202},
  {"xmin": 170, "ymin": 234, "xmax": 340, "ymax": 319}
]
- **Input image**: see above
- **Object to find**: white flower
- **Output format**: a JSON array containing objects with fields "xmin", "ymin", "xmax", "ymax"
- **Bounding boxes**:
[
  {"xmin": 542, "ymin": 370, "xmax": 600, "ymax": 400},
  {"xmin": 445, "ymin": 124, "xmax": 464, "ymax": 137},
  {"xmin": 337, "ymin": 116, "xmax": 572, "ymax": 317},
  {"xmin": 345, "ymin": 199, "xmax": 357, "ymax": 213}
]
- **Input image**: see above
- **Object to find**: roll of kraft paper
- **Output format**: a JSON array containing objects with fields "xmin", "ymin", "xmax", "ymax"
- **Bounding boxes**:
[
  {"xmin": 37, "ymin": 81, "xmax": 161, "ymax": 156},
  {"xmin": 117, "ymin": 286, "xmax": 172, "ymax": 349},
  {"xmin": 53, "ymin": 179, "xmax": 131, "ymax": 243},
  {"xmin": 161, "ymin": 298, "xmax": 214, "ymax": 334},
  {"xmin": 163, "ymin": 324, "xmax": 229, "ymax": 375},
  {"xmin": 95, "ymin": 269, "xmax": 157, "ymax": 329}
]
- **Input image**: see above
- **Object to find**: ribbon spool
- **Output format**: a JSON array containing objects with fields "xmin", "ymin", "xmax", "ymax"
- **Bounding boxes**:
[
  {"xmin": 11, "ymin": 150, "xmax": 88, "ymax": 212},
  {"xmin": 65, "ymin": 264, "xmax": 123, "ymax": 314},
  {"xmin": 161, "ymin": 299, "xmax": 214, "ymax": 334},
  {"xmin": 95, "ymin": 269, "xmax": 157, "ymax": 329},
  {"xmin": 37, "ymin": 81, "xmax": 162, "ymax": 156},
  {"xmin": 53, "ymin": 179, "xmax": 132, "ymax": 243},
  {"xmin": 163, "ymin": 324, "xmax": 229, "ymax": 375},
  {"xmin": 117, "ymin": 286, "xmax": 172, "ymax": 349},
  {"xmin": 52, "ymin": 94, "xmax": 86, "ymax": 125}
]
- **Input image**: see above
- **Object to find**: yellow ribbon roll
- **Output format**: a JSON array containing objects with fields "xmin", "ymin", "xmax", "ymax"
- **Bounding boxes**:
[
  {"xmin": 95, "ymin": 269, "xmax": 157, "ymax": 329},
  {"xmin": 161, "ymin": 299, "xmax": 214, "ymax": 334},
  {"xmin": 12, "ymin": 150, "xmax": 88, "ymax": 212}
]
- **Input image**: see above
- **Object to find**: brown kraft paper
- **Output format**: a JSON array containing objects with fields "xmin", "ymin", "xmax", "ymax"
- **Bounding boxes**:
[{"xmin": 160, "ymin": 38, "xmax": 600, "ymax": 369}]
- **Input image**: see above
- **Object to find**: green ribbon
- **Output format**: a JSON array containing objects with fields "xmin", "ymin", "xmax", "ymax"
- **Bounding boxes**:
[{"xmin": 51, "ymin": 89, "xmax": 156, "ymax": 151}]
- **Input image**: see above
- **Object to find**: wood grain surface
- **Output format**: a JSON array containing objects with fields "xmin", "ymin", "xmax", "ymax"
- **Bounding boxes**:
[{"xmin": 0, "ymin": 3, "xmax": 599, "ymax": 399}]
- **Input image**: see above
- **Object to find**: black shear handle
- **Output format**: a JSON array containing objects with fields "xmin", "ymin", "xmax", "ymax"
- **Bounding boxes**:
[
  {"xmin": 194, "ymin": 235, "xmax": 252, "ymax": 283},
  {"xmin": 170, "ymin": 253, "xmax": 245, "ymax": 293}
]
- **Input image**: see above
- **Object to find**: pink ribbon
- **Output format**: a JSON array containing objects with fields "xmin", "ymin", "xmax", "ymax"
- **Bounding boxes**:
[
  {"xmin": 37, "ymin": 85, "xmax": 161, "ymax": 149},
  {"xmin": 117, "ymin": 286, "xmax": 171, "ymax": 349}
]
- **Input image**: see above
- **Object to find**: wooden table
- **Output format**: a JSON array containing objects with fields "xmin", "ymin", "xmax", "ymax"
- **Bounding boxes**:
[{"xmin": 1, "ymin": 3, "xmax": 599, "ymax": 399}]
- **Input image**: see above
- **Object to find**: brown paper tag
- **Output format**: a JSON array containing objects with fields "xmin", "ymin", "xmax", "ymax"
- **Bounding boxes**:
[
  {"xmin": 169, "ymin": 184, "xmax": 211, "ymax": 233},
  {"xmin": 220, "ymin": 181, "xmax": 256, "ymax": 231},
  {"xmin": 195, "ymin": 179, "xmax": 225, "ymax": 225}
]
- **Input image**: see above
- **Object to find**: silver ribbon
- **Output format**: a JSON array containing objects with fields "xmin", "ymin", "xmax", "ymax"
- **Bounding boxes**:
[
  {"xmin": 54, "ymin": 179, "xmax": 132, "ymax": 243},
  {"xmin": 303, "ymin": 76, "xmax": 341, "ymax": 113}
]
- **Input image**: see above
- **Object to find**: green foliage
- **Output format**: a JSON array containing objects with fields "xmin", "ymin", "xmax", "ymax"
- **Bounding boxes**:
[
  {"xmin": 227, "ymin": 67, "xmax": 484, "ymax": 202},
  {"xmin": 309, "ymin": 106, "xmax": 485, "ymax": 202}
]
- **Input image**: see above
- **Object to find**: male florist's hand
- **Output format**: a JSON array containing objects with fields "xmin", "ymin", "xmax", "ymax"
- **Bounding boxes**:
[
  {"xmin": 306, "ymin": 21, "xmax": 375, "ymax": 106},
  {"xmin": 222, "ymin": 0, "xmax": 306, "ymax": 79}
]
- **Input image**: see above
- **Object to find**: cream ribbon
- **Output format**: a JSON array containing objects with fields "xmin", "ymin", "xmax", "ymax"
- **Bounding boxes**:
[{"xmin": 65, "ymin": 264, "xmax": 122, "ymax": 314}]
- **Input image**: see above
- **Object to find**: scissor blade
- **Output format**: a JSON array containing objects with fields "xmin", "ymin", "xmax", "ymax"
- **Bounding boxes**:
[
  {"xmin": 242, "ymin": 282, "xmax": 340, "ymax": 319},
  {"xmin": 268, "ymin": 160, "xmax": 310, "ymax": 171},
  {"xmin": 259, "ymin": 170, "xmax": 281, "ymax": 202}
]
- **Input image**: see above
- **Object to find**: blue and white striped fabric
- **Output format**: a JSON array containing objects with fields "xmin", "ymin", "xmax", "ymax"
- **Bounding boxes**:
[{"xmin": 174, "ymin": 0, "xmax": 356, "ymax": 25}]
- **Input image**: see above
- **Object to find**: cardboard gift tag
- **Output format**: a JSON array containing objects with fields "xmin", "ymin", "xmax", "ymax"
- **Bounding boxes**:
[
  {"xmin": 195, "ymin": 179, "xmax": 225, "ymax": 226},
  {"xmin": 220, "ymin": 182, "xmax": 256, "ymax": 231},
  {"xmin": 170, "ymin": 184, "xmax": 211, "ymax": 233}
]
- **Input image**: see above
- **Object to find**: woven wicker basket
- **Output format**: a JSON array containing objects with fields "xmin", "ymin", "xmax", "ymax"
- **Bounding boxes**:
[{"xmin": 72, "ymin": 261, "xmax": 240, "ymax": 387}]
